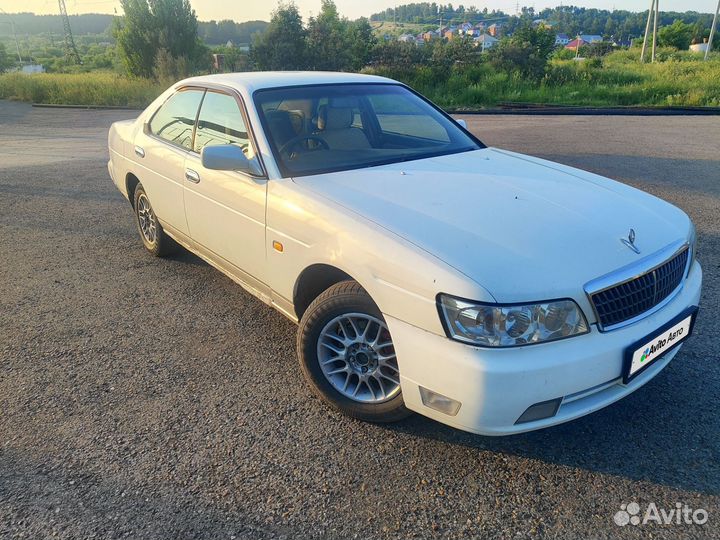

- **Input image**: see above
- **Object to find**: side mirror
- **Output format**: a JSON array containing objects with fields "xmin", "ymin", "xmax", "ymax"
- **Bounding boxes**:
[
  {"xmin": 201, "ymin": 144, "xmax": 262, "ymax": 176},
  {"xmin": 456, "ymin": 118, "xmax": 467, "ymax": 129}
]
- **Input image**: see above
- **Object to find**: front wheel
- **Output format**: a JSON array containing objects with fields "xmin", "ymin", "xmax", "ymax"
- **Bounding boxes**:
[{"xmin": 297, "ymin": 280, "xmax": 411, "ymax": 422}]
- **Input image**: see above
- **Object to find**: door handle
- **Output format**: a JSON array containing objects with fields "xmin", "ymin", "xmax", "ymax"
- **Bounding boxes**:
[
  {"xmin": 185, "ymin": 168, "xmax": 200, "ymax": 183},
  {"xmin": 134, "ymin": 145, "xmax": 145, "ymax": 158}
]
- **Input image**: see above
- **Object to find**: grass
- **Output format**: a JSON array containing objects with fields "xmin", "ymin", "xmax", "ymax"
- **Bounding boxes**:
[
  {"xmin": 1, "ymin": 50, "xmax": 719, "ymax": 109},
  {"xmin": 370, "ymin": 21, "xmax": 432, "ymax": 37},
  {"xmin": 0, "ymin": 72, "xmax": 163, "ymax": 108},
  {"xmin": 367, "ymin": 49, "xmax": 720, "ymax": 109}
]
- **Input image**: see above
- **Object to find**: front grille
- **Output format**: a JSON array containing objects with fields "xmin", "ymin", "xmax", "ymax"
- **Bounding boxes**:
[{"xmin": 590, "ymin": 248, "xmax": 689, "ymax": 328}]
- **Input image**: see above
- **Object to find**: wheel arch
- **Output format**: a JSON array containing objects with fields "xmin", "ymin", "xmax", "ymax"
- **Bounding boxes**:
[
  {"xmin": 294, "ymin": 263, "xmax": 362, "ymax": 320},
  {"xmin": 125, "ymin": 173, "xmax": 141, "ymax": 208}
]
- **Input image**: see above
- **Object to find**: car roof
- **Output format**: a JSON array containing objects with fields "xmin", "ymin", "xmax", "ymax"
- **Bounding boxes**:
[{"xmin": 179, "ymin": 71, "xmax": 397, "ymax": 94}]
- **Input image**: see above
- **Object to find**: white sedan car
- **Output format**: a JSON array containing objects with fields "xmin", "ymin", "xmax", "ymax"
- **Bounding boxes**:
[{"xmin": 108, "ymin": 72, "xmax": 701, "ymax": 435}]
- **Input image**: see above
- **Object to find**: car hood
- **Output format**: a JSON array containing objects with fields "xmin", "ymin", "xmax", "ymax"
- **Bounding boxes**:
[{"xmin": 292, "ymin": 148, "xmax": 689, "ymax": 302}]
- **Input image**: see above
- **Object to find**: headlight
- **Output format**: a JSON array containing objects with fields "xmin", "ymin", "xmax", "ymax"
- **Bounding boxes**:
[{"xmin": 438, "ymin": 294, "xmax": 589, "ymax": 347}]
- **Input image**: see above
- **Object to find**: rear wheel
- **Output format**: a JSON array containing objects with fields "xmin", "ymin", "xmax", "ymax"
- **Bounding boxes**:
[
  {"xmin": 133, "ymin": 184, "xmax": 176, "ymax": 257},
  {"xmin": 297, "ymin": 280, "xmax": 411, "ymax": 422}
]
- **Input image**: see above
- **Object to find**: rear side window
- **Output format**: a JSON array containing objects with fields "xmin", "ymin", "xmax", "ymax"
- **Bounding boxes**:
[
  {"xmin": 193, "ymin": 91, "xmax": 252, "ymax": 156},
  {"xmin": 149, "ymin": 89, "xmax": 204, "ymax": 150}
]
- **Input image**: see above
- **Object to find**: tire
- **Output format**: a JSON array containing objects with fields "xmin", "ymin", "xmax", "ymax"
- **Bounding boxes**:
[
  {"xmin": 297, "ymin": 280, "xmax": 411, "ymax": 423},
  {"xmin": 133, "ymin": 184, "xmax": 176, "ymax": 257}
]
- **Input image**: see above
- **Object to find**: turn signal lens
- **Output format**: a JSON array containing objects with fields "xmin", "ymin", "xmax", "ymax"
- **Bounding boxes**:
[{"xmin": 419, "ymin": 386, "xmax": 462, "ymax": 416}]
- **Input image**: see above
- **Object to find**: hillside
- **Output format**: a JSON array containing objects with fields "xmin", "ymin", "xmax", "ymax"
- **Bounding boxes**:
[{"xmin": 0, "ymin": 12, "xmax": 267, "ymax": 46}]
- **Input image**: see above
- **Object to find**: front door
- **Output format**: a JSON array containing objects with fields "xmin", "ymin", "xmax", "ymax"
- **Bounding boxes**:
[{"xmin": 183, "ymin": 89, "xmax": 267, "ymax": 282}]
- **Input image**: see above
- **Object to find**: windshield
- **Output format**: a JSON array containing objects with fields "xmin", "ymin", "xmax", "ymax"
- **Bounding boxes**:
[{"xmin": 253, "ymin": 83, "xmax": 483, "ymax": 177}]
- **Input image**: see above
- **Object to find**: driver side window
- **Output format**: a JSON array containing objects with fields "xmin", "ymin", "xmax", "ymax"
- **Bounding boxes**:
[{"xmin": 149, "ymin": 89, "xmax": 204, "ymax": 150}]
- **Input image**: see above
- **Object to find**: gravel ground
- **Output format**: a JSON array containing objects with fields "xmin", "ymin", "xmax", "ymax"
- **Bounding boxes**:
[{"xmin": 0, "ymin": 101, "xmax": 718, "ymax": 539}]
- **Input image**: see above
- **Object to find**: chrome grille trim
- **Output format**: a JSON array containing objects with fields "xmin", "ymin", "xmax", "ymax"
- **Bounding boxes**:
[{"xmin": 584, "ymin": 241, "xmax": 690, "ymax": 331}]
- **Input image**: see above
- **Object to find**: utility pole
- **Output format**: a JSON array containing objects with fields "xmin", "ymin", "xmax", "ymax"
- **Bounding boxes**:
[
  {"xmin": 706, "ymin": 0, "xmax": 719, "ymax": 60},
  {"xmin": 575, "ymin": 33, "xmax": 581, "ymax": 58},
  {"xmin": 651, "ymin": 0, "xmax": 659, "ymax": 62},
  {"xmin": 58, "ymin": 0, "xmax": 81, "ymax": 64},
  {"xmin": 640, "ymin": 0, "xmax": 656, "ymax": 62}
]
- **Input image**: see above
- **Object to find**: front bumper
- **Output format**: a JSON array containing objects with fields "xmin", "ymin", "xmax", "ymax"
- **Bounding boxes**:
[{"xmin": 387, "ymin": 261, "xmax": 702, "ymax": 436}]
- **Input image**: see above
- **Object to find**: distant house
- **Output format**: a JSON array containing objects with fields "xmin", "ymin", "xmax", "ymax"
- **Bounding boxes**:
[
  {"xmin": 397, "ymin": 33, "xmax": 414, "ymax": 43},
  {"xmin": 459, "ymin": 22, "xmax": 473, "ymax": 32},
  {"xmin": 555, "ymin": 33, "xmax": 570, "ymax": 46},
  {"xmin": 487, "ymin": 23, "xmax": 502, "ymax": 37},
  {"xmin": 690, "ymin": 40, "xmax": 710, "ymax": 54},
  {"xmin": 226, "ymin": 40, "xmax": 234, "ymax": 48},
  {"xmin": 474, "ymin": 22, "xmax": 486, "ymax": 31},
  {"xmin": 474, "ymin": 33, "xmax": 499, "ymax": 50},
  {"xmin": 422, "ymin": 31, "xmax": 437, "ymax": 42},
  {"xmin": 580, "ymin": 34, "xmax": 603, "ymax": 44},
  {"xmin": 21, "ymin": 64, "xmax": 45, "ymax": 74},
  {"xmin": 565, "ymin": 38, "xmax": 588, "ymax": 51},
  {"xmin": 613, "ymin": 38, "xmax": 632, "ymax": 48}
]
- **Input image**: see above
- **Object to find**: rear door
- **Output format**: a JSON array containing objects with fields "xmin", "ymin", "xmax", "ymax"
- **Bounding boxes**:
[
  {"xmin": 133, "ymin": 88, "xmax": 205, "ymax": 235},
  {"xmin": 183, "ymin": 89, "xmax": 268, "ymax": 281}
]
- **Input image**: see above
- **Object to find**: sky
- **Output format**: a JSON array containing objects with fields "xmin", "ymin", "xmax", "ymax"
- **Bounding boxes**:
[{"xmin": 1, "ymin": 0, "xmax": 715, "ymax": 21}]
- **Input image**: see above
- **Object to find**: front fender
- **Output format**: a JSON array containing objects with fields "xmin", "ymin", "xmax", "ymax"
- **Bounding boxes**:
[{"xmin": 266, "ymin": 179, "xmax": 493, "ymax": 336}]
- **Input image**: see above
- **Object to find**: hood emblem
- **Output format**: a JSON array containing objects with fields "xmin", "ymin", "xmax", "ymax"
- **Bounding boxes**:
[{"xmin": 621, "ymin": 228, "xmax": 640, "ymax": 254}]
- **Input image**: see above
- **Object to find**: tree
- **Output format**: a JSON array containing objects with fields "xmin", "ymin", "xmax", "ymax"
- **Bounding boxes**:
[
  {"xmin": 345, "ymin": 18, "xmax": 376, "ymax": 71},
  {"xmin": 431, "ymin": 36, "xmax": 478, "ymax": 71},
  {"xmin": 586, "ymin": 41, "xmax": 615, "ymax": 57},
  {"xmin": 251, "ymin": 1, "xmax": 373, "ymax": 72},
  {"xmin": 251, "ymin": 2, "xmax": 307, "ymax": 70},
  {"xmin": 305, "ymin": 1, "xmax": 375, "ymax": 71},
  {"xmin": 658, "ymin": 20, "xmax": 694, "ymax": 50},
  {"xmin": 115, "ymin": 0, "xmax": 203, "ymax": 79},
  {"xmin": 490, "ymin": 24, "xmax": 556, "ymax": 80},
  {"xmin": 604, "ymin": 16, "xmax": 616, "ymax": 38},
  {"xmin": 371, "ymin": 40, "xmax": 429, "ymax": 71},
  {"xmin": 307, "ymin": 0, "xmax": 350, "ymax": 70},
  {"xmin": 0, "ymin": 43, "xmax": 13, "ymax": 73}
]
